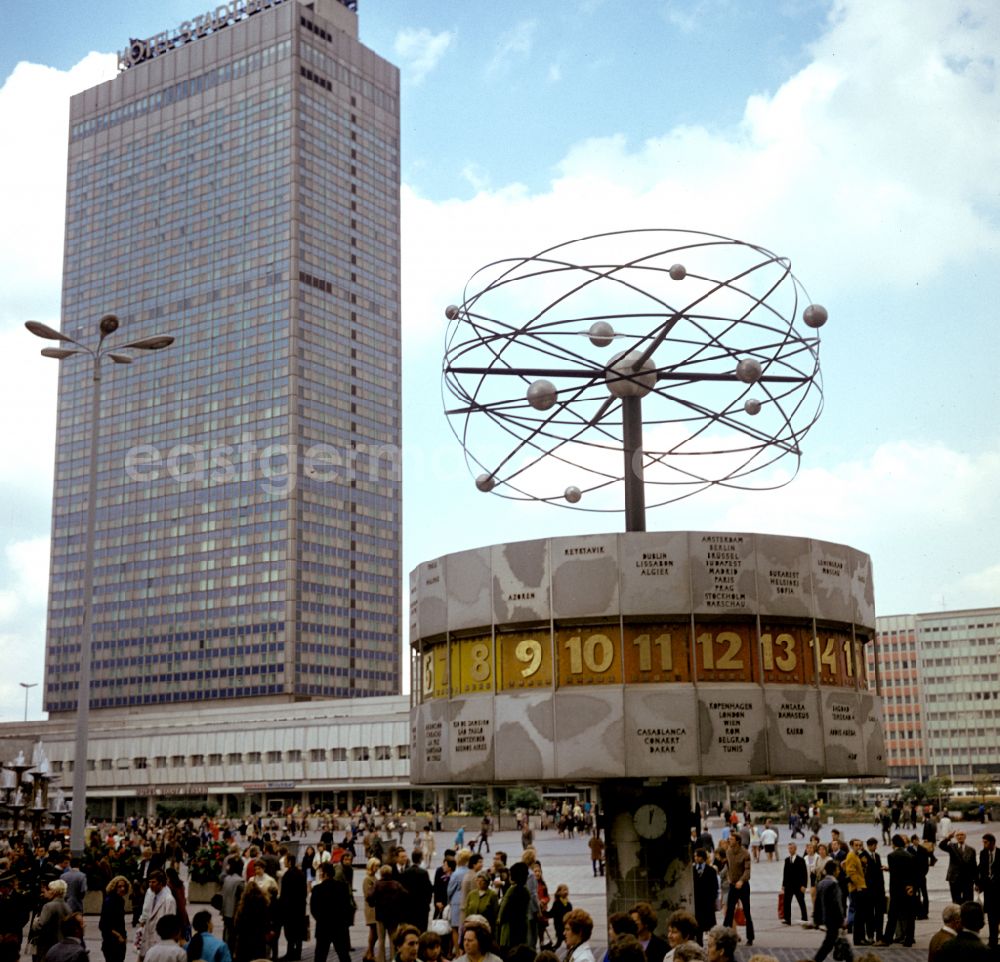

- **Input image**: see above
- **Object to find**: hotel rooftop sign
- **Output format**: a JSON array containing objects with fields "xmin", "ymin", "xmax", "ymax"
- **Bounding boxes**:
[
  {"xmin": 118, "ymin": 0, "xmax": 360, "ymax": 71},
  {"xmin": 119, "ymin": 0, "xmax": 291, "ymax": 70}
]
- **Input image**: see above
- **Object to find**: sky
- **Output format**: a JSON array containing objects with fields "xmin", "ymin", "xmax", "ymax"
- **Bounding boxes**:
[{"xmin": 0, "ymin": 0, "xmax": 998, "ymax": 723}]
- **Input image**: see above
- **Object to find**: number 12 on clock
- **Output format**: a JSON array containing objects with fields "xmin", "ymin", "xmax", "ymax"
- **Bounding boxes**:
[{"xmin": 693, "ymin": 625, "xmax": 754, "ymax": 681}]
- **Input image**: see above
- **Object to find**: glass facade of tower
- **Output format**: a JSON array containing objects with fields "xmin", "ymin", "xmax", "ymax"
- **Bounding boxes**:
[{"xmin": 46, "ymin": 0, "xmax": 401, "ymax": 712}]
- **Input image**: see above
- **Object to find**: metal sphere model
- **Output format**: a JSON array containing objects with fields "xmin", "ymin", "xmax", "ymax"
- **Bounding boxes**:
[{"xmin": 442, "ymin": 228, "xmax": 827, "ymax": 530}]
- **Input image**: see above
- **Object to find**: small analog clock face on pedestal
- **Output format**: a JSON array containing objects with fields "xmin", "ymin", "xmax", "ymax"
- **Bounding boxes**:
[{"xmin": 633, "ymin": 803, "xmax": 668, "ymax": 839}]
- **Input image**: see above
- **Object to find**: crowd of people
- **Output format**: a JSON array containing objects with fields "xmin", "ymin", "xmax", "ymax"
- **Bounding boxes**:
[
  {"xmin": 0, "ymin": 810, "xmax": 610, "ymax": 962},
  {"xmin": 1, "ymin": 801, "xmax": 999, "ymax": 962},
  {"xmin": 690, "ymin": 801, "xmax": 999, "ymax": 961}
]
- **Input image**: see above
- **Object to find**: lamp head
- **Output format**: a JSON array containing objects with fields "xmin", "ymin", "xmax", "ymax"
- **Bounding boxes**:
[
  {"xmin": 125, "ymin": 335, "xmax": 174, "ymax": 351},
  {"xmin": 99, "ymin": 314, "xmax": 120, "ymax": 337},
  {"xmin": 25, "ymin": 321, "xmax": 67, "ymax": 341}
]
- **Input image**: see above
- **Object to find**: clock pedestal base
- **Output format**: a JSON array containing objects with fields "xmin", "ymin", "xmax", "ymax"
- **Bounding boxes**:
[{"xmin": 602, "ymin": 779, "xmax": 696, "ymax": 927}]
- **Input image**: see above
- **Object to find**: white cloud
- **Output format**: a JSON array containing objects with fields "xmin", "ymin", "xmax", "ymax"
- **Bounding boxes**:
[
  {"xmin": 709, "ymin": 440, "xmax": 999, "ymax": 533},
  {"xmin": 0, "ymin": 537, "xmax": 50, "ymax": 722},
  {"xmin": 460, "ymin": 163, "xmax": 491, "ymax": 193},
  {"xmin": 0, "ymin": 592, "xmax": 17, "ymax": 622},
  {"xmin": 401, "ymin": 0, "xmax": 1000, "ymax": 353},
  {"xmin": 951, "ymin": 564, "xmax": 1000, "ymax": 612},
  {"xmin": 0, "ymin": 326, "xmax": 58, "ymax": 486},
  {"xmin": 486, "ymin": 19, "xmax": 537, "ymax": 76},
  {"xmin": 6, "ymin": 538, "xmax": 51, "ymax": 606},
  {"xmin": 0, "ymin": 53, "xmax": 117, "ymax": 326},
  {"xmin": 664, "ymin": 1, "xmax": 706, "ymax": 34},
  {"xmin": 393, "ymin": 27, "xmax": 455, "ymax": 85}
]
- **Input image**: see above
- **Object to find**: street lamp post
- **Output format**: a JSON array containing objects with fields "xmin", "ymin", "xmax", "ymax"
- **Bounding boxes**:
[
  {"xmin": 26, "ymin": 314, "xmax": 173, "ymax": 855},
  {"xmin": 18, "ymin": 682, "xmax": 37, "ymax": 722}
]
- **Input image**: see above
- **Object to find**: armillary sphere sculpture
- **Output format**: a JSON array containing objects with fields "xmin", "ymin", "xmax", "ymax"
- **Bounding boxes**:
[{"xmin": 442, "ymin": 228, "xmax": 828, "ymax": 532}]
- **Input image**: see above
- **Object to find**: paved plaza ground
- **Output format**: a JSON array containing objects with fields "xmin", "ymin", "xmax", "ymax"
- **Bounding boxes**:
[{"xmin": 60, "ymin": 816, "xmax": 998, "ymax": 962}]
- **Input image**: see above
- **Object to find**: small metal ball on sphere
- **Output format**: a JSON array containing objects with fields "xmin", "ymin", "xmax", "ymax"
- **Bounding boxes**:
[
  {"xmin": 526, "ymin": 379, "xmax": 558, "ymax": 411},
  {"xmin": 588, "ymin": 320, "xmax": 615, "ymax": 347},
  {"xmin": 803, "ymin": 304, "xmax": 828, "ymax": 328},
  {"xmin": 564, "ymin": 486, "xmax": 582, "ymax": 504},
  {"xmin": 735, "ymin": 358, "xmax": 763, "ymax": 383},
  {"xmin": 744, "ymin": 398, "xmax": 762, "ymax": 415},
  {"xmin": 445, "ymin": 304, "xmax": 460, "ymax": 320},
  {"xmin": 669, "ymin": 264, "xmax": 686, "ymax": 280},
  {"xmin": 475, "ymin": 473, "xmax": 496, "ymax": 492}
]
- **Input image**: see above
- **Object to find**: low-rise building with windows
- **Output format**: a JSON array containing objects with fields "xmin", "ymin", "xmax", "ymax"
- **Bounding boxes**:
[
  {"xmin": 0, "ymin": 695, "xmax": 417, "ymax": 818},
  {"xmin": 874, "ymin": 606, "xmax": 1000, "ymax": 782}
]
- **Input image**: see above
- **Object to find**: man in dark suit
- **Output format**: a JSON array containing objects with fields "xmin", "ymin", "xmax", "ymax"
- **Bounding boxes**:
[
  {"xmin": 908, "ymin": 835, "xmax": 931, "ymax": 919},
  {"xmin": 923, "ymin": 813, "xmax": 939, "ymax": 844},
  {"xmin": 939, "ymin": 831, "xmax": 978, "ymax": 904},
  {"xmin": 697, "ymin": 828, "xmax": 715, "ymax": 855},
  {"xmin": 311, "ymin": 861, "xmax": 353, "ymax": 962},
  {"xmin": 978, "ymin": 832, "xmax": 999, "ymax": 951},
  {"xmin": 781, "ymin": 842, "xmax": 809, "ymax": 925},
  {"xmin": 400, "ymin": 850, "xmax": 433, "ymax": 933},
  {"xmin": 814, "ymin": 859, "xmax": 845, "ymax": 962},
  {"xmin": 864, "ymin": 838, "xmax": 886, "ymax": 943},
  {"xmin": 277, "ymin": 854, "xmax": 307, "ymax": 961},
  {"xmin": 878, "ymin": 834, "xmax": 916, "ymax": 947},
  {"xmin": 691, "ymin": 848, "xmax": 718, "ymax": 942}
]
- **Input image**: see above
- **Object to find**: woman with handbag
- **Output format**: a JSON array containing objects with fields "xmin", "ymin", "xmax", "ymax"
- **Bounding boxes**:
[{"xmin": 99, "ymin": 877, "xmax": 130, "ymax": 962}]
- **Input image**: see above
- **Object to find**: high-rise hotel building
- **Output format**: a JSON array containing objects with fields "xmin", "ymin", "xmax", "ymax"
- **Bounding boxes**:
[{"xmin": 46, "ymin": 0, "xmax": 401, "ymax": 712}]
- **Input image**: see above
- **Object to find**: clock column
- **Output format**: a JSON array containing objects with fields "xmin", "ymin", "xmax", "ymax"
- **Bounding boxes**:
[{"xmin": 602, "ymin": 778, "xmax": 697, "ymax": 927}]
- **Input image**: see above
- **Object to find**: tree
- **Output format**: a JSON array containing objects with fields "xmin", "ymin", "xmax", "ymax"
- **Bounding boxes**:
[
  {"xmin": 904, "ymin": 776, "xmax": 953, "ymax": 810},
  {"xmin": 467, "ymin": 796, "xmax": 491, "ymax": 817},
  {"xmin": 973, "ymin": 773, "xmax": 994, "ymax": 803},
  {"xmin": 788, "ymin": 787, "xmax": 814, "ymax": 808},
  {"xmin": 505, "ymin": 787, "xmax": 543, "ymax": 812},
  {"xmin": 921, "ymin": 775, "xmax": 953, "ymax": 810},
  {"xmin": 747, "ymin": 786, "xmax": 780, "ymax": 813}
]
